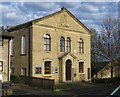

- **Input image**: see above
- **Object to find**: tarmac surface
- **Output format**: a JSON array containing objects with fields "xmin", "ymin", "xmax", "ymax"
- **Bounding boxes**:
[{"xmin": 3, "ymin": 83, "xmax": 118, "ymax": 97}]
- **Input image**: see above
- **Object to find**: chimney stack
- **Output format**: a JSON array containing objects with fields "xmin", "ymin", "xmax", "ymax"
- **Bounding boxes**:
[{"xmin": 61, "ymin": 6, "xmax": 65, "ymax": 10}]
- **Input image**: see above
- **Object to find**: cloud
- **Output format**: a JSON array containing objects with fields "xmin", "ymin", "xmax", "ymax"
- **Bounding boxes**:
[{"xmin": 1, "ymin": 2, "xmax": 118, "ymax": 32}]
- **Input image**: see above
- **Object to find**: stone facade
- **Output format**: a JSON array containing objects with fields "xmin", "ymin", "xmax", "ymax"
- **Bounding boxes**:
[
  {"xmin": 0, "ymin": 28, "xmax": 13, "ymax": 82},
  {"xmin": 8, "ymin": 8, "xmax": 91, "ymax": 84}
]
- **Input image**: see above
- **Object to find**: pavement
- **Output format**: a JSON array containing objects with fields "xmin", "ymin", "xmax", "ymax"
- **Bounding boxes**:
[{"xmin": 2, "ymin": 83, "xmax": 118, "ymax": 97}]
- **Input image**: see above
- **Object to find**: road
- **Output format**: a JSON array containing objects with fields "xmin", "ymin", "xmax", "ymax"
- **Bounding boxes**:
[{"xmin": 4, "ymin": 83, "xmax": 118, "ymax": 97}]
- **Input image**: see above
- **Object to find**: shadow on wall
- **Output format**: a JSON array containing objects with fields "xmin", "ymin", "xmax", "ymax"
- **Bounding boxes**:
[{"xmin": 0, "ymin": 80, "xmax": 2, "ymax": 97}]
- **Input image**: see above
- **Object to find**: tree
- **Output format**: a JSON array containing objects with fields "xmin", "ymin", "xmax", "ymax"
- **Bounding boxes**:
[
  {"xmin": 97, "ymin": 16, "xmax": 119, "ymax": 78},
  {"xmin": 90, "ymin": 28, "xmax": 99, "ymax": 78}
]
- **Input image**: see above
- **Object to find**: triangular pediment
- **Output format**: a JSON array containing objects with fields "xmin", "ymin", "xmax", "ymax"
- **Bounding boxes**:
[
  {"xmin": 58, "ymin": 52, "xmax": 77, "ymax": 59},
  {"xmin": 8, "ymin": 8, "xmax": 91, "ymax": 34},
  {"xmin": 34, "ymin": 8, "xmax": 91, "ymax": 34}
]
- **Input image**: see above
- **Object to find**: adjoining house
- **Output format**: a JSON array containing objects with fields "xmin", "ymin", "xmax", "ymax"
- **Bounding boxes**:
[
  {"xmin": 7, "ymin": 7, "xmax": 91, "ymax": 84},
  {"xmin": 0, "ymin": 27, "xmax": 13, "ymax": 82},
  {"xmin": 94, "ymin": 59, "xmax": 120, "ymax": 79}
]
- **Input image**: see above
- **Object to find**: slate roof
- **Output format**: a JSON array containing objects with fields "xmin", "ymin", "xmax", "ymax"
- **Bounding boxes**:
[{"xmin": 0, "ymin": 27, "xmax": 14, "ymax": 39}]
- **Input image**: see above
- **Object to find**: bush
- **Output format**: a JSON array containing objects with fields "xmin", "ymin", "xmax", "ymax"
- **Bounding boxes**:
[{"xmin": 10, "ymin": 75, "xmax": 24, "ymax": 84}]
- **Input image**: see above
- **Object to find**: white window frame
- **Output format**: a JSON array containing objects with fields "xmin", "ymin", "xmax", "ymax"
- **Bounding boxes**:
[
  {"xmin": 21, "ymin": 35, "xmax": 26, "ymax": 55},
  {"xmin": 10, "ymin": 39, "xmax": 14, "ymax": 56}
]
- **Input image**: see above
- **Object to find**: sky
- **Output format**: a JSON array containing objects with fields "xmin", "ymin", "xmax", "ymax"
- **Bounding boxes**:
[{"xmin": 1, "ymin": 2, "xmax": 118, "ymax": 32}]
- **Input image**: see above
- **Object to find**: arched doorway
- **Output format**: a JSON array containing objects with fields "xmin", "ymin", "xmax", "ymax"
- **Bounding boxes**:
[{"xmin": 66, "ymin": 59, "xmax": 72, "ymax": 81}]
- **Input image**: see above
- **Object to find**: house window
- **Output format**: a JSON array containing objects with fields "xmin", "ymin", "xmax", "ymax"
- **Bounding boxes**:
[
  {"xmin": 21, "ymin": 35, "xmax": 26, "ymax": 54},
  {"xmin": 0, "ymin": 37, "xmax": 3, "ymax": 46},
  {"xmin": 66, "ymin": 37, "xmax": 71, "ymax": 52},
  {"xmin": 21, "ymin": 68, "xmax": 26, "ymax": 76},
  {"xmin": 79, "ymin": 38, "xmax": 83, "ymax": 53},
  {"xmin": 44, "ymin": 61, "xmax": 51, "ymax": 74},
  {"xmin": 0, "ymin": 61, "xmax": 3, "ymax": 71},
  {"xmin": 60, "ymin": 36, "xmax": 65, "ymax": 52},
  {"xmin": 11, "ymin": 67, "xmax": 14, "ymax": 74},
  {"xmin": 79, "ymin": 62, "xmax": 84, "ymax": 73},
  {"xmin": 44, "ymin": 34, "xmax": 51, "ymax": 51},
  {"xmin": 35, "ymin": 67, "xmax": 42, "ymax": 74},
  {"xmin": 10, "ymin": 39, "xmax": 14, "ymax": 56}
]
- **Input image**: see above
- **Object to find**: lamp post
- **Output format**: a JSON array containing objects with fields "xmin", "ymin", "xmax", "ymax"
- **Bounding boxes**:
[{"xmin": 72, "ymin": 65, "xmax": 74, "ymax": 89}]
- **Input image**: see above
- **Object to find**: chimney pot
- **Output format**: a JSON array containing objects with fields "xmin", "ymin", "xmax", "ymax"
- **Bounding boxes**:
[{"xmin": 61, "ymin": 6, "xmax": 65, "ymax": 10}]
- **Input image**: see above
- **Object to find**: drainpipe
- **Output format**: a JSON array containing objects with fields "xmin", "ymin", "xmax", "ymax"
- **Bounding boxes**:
[
  {"xmin": 8, "ymin": 39, "xmax": 10, "ymax": 81},
  {"xmin": 28, "ymin": 24, "xmax": 32, "ymax": 77}
]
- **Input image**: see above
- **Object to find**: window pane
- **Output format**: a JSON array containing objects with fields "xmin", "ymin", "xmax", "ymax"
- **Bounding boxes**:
[
  {"xmin": 44, "ymin": 45, "xmax": 47, "ymax": 50},
  {"xmin": 35, "ymin": 67, "xmax": 42, "ymax": 74},
  {"xmin": 0, "ymin": 40, "xmax": 2, "ymax": 46},
  {"xmin": 45, "ymin": 61, "xmax": 51, "ymax": 74},
  {"xmin": 22, "ymin": 36, "xmax": 26, "ymax": 54},
  {"xmin": 47, "ymin": 39, "xmax": 49, "ymax": 44},
  {"xmin": 11, "ymin": 68, "xmax": 14, "ymax": 74},
  {"xmin": 81, "ymin": 49, "xmax": 83, "ymax": 53},
  {"xmin": 0, "ymin": 62, "xmax": 2, "ymax": 66},
  {"xmin": 79, "ymin": 62, "xmax": 83, "ymax": 73},
  {"xmin": 47, "ymin": 45, "xmax": 50, "ymax": 50},
  {"xmin": 11, "ymin": 39, "xmax": 14, "ymax": 55},
  {"xmin": 0, "ymin": 66, "xmax": 2, "ymax": 71},
  {"xmin": 44, "ymin": 39, "xmax": 46, "ymax": 44}
]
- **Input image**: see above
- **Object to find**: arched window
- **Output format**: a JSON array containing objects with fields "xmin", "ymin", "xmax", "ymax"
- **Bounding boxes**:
[
  {"xmin": 60, "ymin": 36, "xmax": 65, "ymax": 52},
  {"xmin": 44, "ymin": 34, "xmax": 51, "ymax": 51},
  {"xmin": 66, "ymin": 37, "xmax": 71, "ymax": 52},
  {"xmin": 79, "ymin": 38, "xmax": 83, "ymax": 53}
]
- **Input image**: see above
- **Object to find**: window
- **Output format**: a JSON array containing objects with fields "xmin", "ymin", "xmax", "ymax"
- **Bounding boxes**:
[
  {"xmin": 60, "ymin": 36, "xmax": 65, "ymax": 52},
  {"xmin": 44, "ymin": 61, "xmax": 51, "ymax": 74},
  {"xmin": 35, "ymin": 67, "xmax": 42, "ymax": 74},
  {"xmin": 79, "ymin": 62, "xmax": 84, "ymax": 73},
  {"xmin": 0, "ymin": 61, "xmax": 3, "ymax": 71},
  {"xmin": 10, "ymin": 39, "xmax": 14, "ymax": 56},
  {"xmin": 11, "ymin": 67, "xmax": 14, "ymax": 74},
  {"xmin": 66, "ymin": 37, "xmax": 71, "ymax": 52},
  {"xmin": 21, "ymin": 35, "xmax": 26, "ymax": 54},
  {"xmin": 0, "ymin": 36, "xmax": 3, "ymax": 46},
  {"xmin": 79, "ymin": 38, "xmax": 83, "ymax": 53},
  {"xmin": 21, "ymin": 68, "xmax": 26, "ymax": 76},
  {"xmin": 44, "ymin": 34, "xmax": 51, "ymax": 51}
]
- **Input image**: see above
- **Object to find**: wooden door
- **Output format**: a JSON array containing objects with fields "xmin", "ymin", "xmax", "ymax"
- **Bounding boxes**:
[
  {"xmin": 66, "ymin": 63, "xmax": 72, "ymax": 81},
  {"xmin": 88, "ymin": 68, "xmax": 90, "ymax": 79}
]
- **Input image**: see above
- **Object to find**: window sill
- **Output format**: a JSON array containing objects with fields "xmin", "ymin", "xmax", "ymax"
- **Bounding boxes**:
[
  {"xmin": 20, "ymin": 54, "xmax": 26, "ymax": 56},
  {"xmin": 43, "ymin": 74, "xmax": 52, "ymax": 77},
  {"xmin": 78, "ymin": 73, "xmax": 85, "ymax": 74},
  {"xmin": 79, "ymin": 53, "xmax": 84, "ymax": 54},
  {"xmin": 35, "ymin": 73, "xmax": 42, "ymax": 74},
  {"xmin": 44, "ymin": 51, "xmax": 51, "ymax": 53}
]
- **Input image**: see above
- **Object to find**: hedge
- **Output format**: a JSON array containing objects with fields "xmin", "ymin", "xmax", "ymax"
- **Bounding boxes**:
[{"xmin": 10, "ymin": 75, "xmax": 24, "ymax": 84}]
